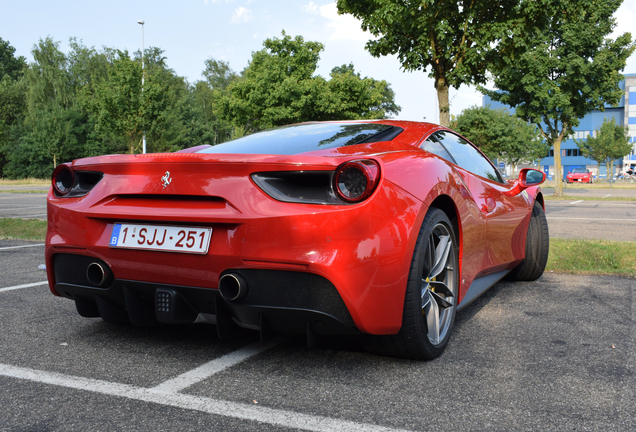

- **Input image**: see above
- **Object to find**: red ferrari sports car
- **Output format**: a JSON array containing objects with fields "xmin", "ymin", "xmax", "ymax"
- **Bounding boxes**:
[
  {"xmin": 566, "ymin": 168, "xmax": 593, "ymax": 183},
  {"xmin": 46, "ymin": 121, "xmax": 549, "ymax": 360}
]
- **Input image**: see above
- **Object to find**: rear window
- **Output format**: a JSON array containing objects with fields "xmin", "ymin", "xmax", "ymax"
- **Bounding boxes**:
[{"xmin": 197, "ymin": 123, "xmax": 402, "ymax": 155}]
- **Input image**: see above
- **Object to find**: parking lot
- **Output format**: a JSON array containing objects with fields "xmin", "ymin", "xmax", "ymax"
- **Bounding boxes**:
[
  {"xmin": 1, "ymin": 236, "xmax": 635, "ymax": 431},
  {"xmin": 2, "ymin": 186, "xmax": 636, "ymax": 430}
]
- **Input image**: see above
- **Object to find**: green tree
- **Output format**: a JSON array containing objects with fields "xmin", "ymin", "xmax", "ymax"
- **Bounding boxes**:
[
  {"xmin": 0, "ymin": 38, "xmax": 26, "ymax": 80},
  {"xmin": 451, "ymin": 106, "xmax": 547, "ymax": 174},
  {"xmin": 575, "ymin": 118, "xmax": 632, "ymax": 181},
  {"xmin": 191, "ymin": 58, "xmax": 239, "ymax": 144},
  {"xmin": 327, "ymin": 63, "xmax": 400, "ymax": 120},
  {"xmin": 217, "ymin": 32, "xmax": 399, "ymax": 132},
  {"xmin": 67, "ymin": 39, "xmax": 123, "ymax": 158},
  {"xmin": 0, "ymin": 39, "xmax": 27, "ymax": 175},
  {"xmin": 3, "ymin": 37, "xmax": 93, "ymax": 178},
  {"xmin": 202, "ymin": 58, "xmax": 238, "ymax": 91},
  {"xmin": 92, "ymin": 49, "xmax": 172, "ymax": 154},
  {"xmin": 336, "ymin": 0, "xmax": 517, "ymax": 127},
  {"xmin": 482, "ymin": 0, "xmax": 634, "ymax": 196}
]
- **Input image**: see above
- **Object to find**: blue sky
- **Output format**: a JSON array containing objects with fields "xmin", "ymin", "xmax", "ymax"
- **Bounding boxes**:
[{"xmin": 2, "ymin": 0, "xmax": 635, "ymax": 123}]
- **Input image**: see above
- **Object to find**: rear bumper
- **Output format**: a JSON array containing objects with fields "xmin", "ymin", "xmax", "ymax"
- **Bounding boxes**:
[{"xmin": 52, "ymin": 253, "xmax": 359, "ymax": 336}]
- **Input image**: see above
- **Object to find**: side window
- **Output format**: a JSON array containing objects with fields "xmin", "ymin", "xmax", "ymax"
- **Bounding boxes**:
[
  {"xmin": 435, "ymin": 131, "xmax": 504, "ymax": 183},
  {"xmin": 421, "ymin": 134, "xmax": 455, "ymax": 163}
]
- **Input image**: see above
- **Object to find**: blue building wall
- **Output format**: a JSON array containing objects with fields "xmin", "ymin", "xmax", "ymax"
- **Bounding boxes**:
[{"xmin": 482, "ymin": 74, "xmax": 634, "ymax": 179}]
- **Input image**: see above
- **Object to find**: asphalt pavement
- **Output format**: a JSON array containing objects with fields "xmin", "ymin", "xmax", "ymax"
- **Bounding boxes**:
[
  {"xmin": 1, "ymin": 239, "xmax": 635, "ymax": 431},
  {"xmin": 545, "ymin": 200, "xmax": 636, "ymax": 241},
  {"xmin": 1, "ymin": 186, "xmax": 635, "ymax": 431},
  {"xmin": 0, "ymin": 192, "xmax": 48, "ymax": 219}
]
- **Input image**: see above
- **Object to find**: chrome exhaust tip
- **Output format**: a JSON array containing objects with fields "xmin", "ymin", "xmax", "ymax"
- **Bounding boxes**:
[
  {"xmin": 218, "ymin": 273, "xmax": 249, "ymax": 301},
  {"xmin": 86, "ymin": 262, "xmax": 111, "ymax": 287}
]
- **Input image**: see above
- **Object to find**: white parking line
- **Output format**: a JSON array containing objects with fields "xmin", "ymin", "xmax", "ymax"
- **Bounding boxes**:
[
  {"xmin": 0, "ymin": 243, "xmax": 45, "ymax": 251},
  {"xmin": 0, "ymin": 206, "xmax": 44, "ymax": 212},
  {"xmin": 0, "ymin": 281, "xmax": 49, "ymax": 293},
  {"xmin": 603, "ymin": 194, "xmax": 611, "ymax": 198},
  {"xmin": 8, "ymin": 214, "xmax": 47, "ymax": 218},
  {"xmin": 546, "ymin": 217, "xmax": 636, "ymax": 222},
  {"xmin": 0, "ymin": 363, "xmax": 407, "ymax": 432},
  {"xmin": 547, "ymin": 202, "xmax": 636, "ymax": 207},
  {"xmin": 151, "ymin": 338, "xmax": 283, "ymax": 393},
  {"xmin": 569, "ymin": 200, "xmax": 583, "ymax": 204}
]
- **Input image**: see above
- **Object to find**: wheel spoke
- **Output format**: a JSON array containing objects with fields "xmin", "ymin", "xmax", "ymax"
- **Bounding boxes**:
[
  {"xmin": 429, "ymin": 280, "xmax": 453, "ymax": 298},
  {"xmin": 429, "ymin": 234, "xmax": 451, "ymax": 279},
  {"xmin": 426, "ymin": 235, "xmax": 435, "ymax": 276},
  {"xmin": 423, "ymin": 292, "xmax": 440, "ymax": 345},
  {"xmin": 430, "ymin": 290, "xmax": 452, "ymax": 309},
  {"xmin": 421, "ymin": 282, "xmax": 432, "ymax": 308},
  {"xmin": 419, "ymin": 222, "xmax": 457, "ymax": 348}
]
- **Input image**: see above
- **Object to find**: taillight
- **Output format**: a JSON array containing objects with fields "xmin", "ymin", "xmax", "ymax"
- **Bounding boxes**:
[
  {"xmin": 52, "ymin": 164, "xmax": 75, "ymax": 196},
  {"xmin": 51, "ymin": 165, "xmax": 103, "ymax": 198},
  {"xmin": 333, "ymin": 159, "xmax": 380, "ymax": 203}
]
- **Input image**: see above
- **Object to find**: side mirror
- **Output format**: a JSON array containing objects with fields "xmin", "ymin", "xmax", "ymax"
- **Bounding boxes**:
[
  {"xmin": 520, "ymin": 168, "xmax": 546, "ymax": 186},
  {"xmin": 503, "ymin": 168, "xmax": 546, "ymax": 197}
]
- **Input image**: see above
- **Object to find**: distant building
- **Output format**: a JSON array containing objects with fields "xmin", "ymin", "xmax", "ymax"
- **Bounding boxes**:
[{"xmin": 483, "ymin": 73, "xmax": 636, "ymax": 180}]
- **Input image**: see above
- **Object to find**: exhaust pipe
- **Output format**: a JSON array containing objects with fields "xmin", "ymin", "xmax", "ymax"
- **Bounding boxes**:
[
  {"xmin": 218, "ymin": 273, "xmax": 249, "ymax": 301},
  {"xmin": 86, "ymin": 262, "xmax": 112, "ymax": 287}
]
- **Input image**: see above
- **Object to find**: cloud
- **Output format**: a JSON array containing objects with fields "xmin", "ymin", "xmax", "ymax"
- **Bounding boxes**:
[
  {"xmin": 301, "ymin": 2, "xmax": 319, "ymax": 15},
  {"xmin": 318, "ymin": 2, "xmax": 372, "ymax": 41},
  {"xmin": 230, "ymin": 7, "xmax": 253, "ymax": 24},
  {"xmin": 612, "ymin": 1, "xmax": 636, "ymax": 39}
]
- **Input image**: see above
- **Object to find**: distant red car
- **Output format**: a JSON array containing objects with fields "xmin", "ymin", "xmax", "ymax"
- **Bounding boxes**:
[
  {"xmin": 46, "ymin": 121, "xmax": 549, "ymax": 359},
  {"xmin": 566, "ymin": 168, "xmax": 593, "ymax": 183}
]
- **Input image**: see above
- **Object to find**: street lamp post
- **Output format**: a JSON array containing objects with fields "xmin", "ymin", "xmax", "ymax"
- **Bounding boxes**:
[{"xmin": 138, "ymin": 20, "xmax": 146, "ymax": 154}]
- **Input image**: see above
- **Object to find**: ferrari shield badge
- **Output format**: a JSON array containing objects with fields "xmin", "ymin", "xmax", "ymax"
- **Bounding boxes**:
[{"xmin": 161, "ymin": 171, "xmax": 172, "ymax": 189}]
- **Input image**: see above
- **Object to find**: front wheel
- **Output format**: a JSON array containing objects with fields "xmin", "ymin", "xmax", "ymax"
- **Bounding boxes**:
[{"xmin": 360, "ymin": 208, "xmax": 458, "ymax": 360}]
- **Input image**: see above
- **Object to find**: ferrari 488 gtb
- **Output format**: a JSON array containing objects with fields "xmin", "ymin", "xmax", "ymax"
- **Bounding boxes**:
[{"xmin": 46, "ymin": 121, "xmax": 549, "ymax": 359}]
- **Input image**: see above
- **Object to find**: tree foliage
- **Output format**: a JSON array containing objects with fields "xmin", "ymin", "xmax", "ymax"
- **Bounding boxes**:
[
  {"xmin": 482, "ymin": 0, "xmax": 635, "ymax": 195},
  {"xmin": 575, "ymin": 118, "xmax": 632, "ymax": 179},
  {"xmin": 336, "ymin": 0, "xmax": 517, "ymax": 127},
  {"xmin": 0, "ymin": 38, "xmax": 26, "ymax": 80},
  {"xmin": 0, "ymin": 39, "xmax": 27, "ymax": 172},
  {"xmin": 451, "ymin": 106, "xmax": 547, "ymax": 172},
  {"xmin": 217, "ymin": 32, "xmax": 400, "ymax": 131},
  {"xmin": 0, "ymin": 32, "xmax": 401, "ymax": 179}
]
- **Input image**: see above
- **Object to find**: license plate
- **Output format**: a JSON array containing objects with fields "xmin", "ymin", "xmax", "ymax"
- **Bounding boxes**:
[{"xmin": 109, "ymin": 223, "xmax": 211, "ymax": 254}]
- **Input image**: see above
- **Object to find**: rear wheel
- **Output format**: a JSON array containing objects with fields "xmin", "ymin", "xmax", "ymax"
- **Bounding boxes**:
[
  {"xmin": 361, "ymin": 208, "xmax": 458, "ymax": 360},
  {"xmin": 506, "ymin": 201, "xmax": 549, "ymax": 281}
]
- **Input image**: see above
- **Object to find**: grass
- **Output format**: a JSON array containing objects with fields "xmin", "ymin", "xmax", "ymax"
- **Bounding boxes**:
[
  {"xmin": 543, "ymin": 195, "xmax": 636, "ymax": 201},
  {"xmin": 0, "ymin": 178, "xmax": 49, "ymax": 186},
  {"xmin": 546, "ymin": 238, "xmax": 636, "ymax": 277},
  {"xmin": 0, "ymin": 218, "xmax": 47, "ymax": 241},
  {"xmin": 0, "ymin": 178, "xmax": 49, "ymax": 193},
  {"xmin": 2, "ymin": 218, "xmax": 633, "ymax": 278},
  {"xmin": 0, "ymin": 189, "xmax": 48, "ymax": 194}
]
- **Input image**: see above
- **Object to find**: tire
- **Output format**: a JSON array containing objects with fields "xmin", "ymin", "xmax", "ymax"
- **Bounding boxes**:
[
  {"xmin": 506, "ymin": 201, "xmax": 549, "ymax": 281},
  {"xmin": 360, "ymin": 208, "xmax": 458, "ymax": 360}
]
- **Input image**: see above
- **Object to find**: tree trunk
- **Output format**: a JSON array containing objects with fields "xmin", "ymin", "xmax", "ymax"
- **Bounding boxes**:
[
  {"xmin": 435, "ymin": 77, "xmax": 450, "ymax": 127},
  {"xmin": 553, "ymin": 134, "xmax": 564, "ymax": 197}
]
